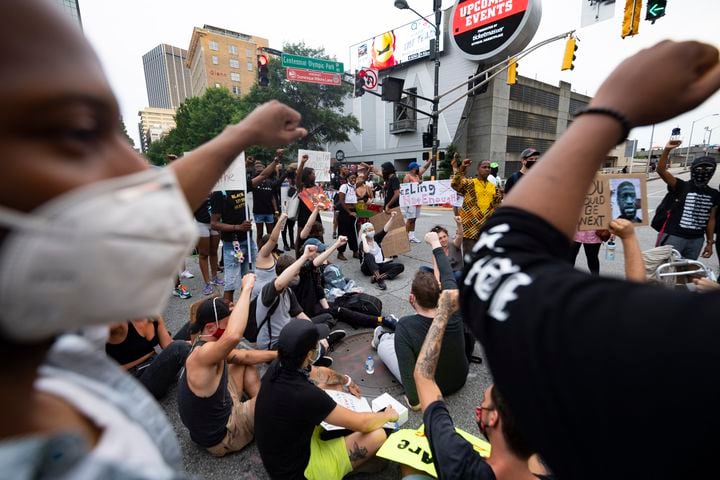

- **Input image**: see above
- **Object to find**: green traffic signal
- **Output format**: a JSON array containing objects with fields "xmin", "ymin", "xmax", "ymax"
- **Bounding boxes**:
[{"xmin": 646, "ymin": 0, "xmax": 667, "ymax": 22}]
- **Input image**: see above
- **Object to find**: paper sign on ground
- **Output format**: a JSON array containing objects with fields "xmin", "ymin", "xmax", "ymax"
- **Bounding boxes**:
[
  {"xmin": 298, "ymin": 149, "xmax": 331, "ymax": 183},
  {"xmin": 376, "ymin": 425, "xmax": 491, "ymax": 478},
  {"xmin": 369, "ymin": 208, "xmax": 410, "ymax": 257},
  {"xmin": 578, "ymin": 173, "xmax": 647, "ymax": 231},
  {"xmin": 320, "ymin": 390, "xmax": 402, "ymax": 431},
  {"xmin": 400, "ymin": 180, "xmax": 458, "ymax": 207},
  {"xmin": 213, "ymin": 152, "xmax": 247, "ymax": 192},
  {"xmin": 298, "ymin": 185, "xmax": 333, "ymax": 212}
]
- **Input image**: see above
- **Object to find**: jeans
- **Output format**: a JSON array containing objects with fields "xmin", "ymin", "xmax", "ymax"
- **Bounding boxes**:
[
  {"xmin": 254, "ymin": 213, "xmax": 275, "ymax": 224},
  {"xmin": 419, "ymin": 265, "xmax": 463, "ymax": 282},
  {"xmin": 222, "ymin": 237, "xmax": 257, "ymax": 292},
  {"xmin": 132, "ymin": 341, "xmax": 191, "ymax": 400},
  {"xmin": 660, "ymin": 233, "xmax": 705, "ymax": 260}
]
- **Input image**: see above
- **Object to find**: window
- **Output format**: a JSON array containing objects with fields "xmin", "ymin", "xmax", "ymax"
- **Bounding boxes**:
[
  {"xmin": 215, "ymin": 83, "xmax": 221, "ymax": 88},
  {"xmin": 509, "ymin": 84, "xmax": 559, "ymax": 110},
  {"xmin": 230, "ymin": 72, "xmax": 241, "ymax": 82},
  {"xmin": 229, "ymin": 59, "xmax": 240, "ymax": 69},
  {"xmin": 232, "ymin": 85, "xmax": 241, "ymax": 95},
  {"xmin": 246, "ymin": 48, "xmax": 254, "ymax": 57},
  {"xmin": 209, "ymin": 40, "xmax": 219, "ymax": 51},
  {"xmin": 212, "ymin": 55, "xmax": 219, "ymax": 65},
  {"xmin": 247, "ymin": 62, "xmax": 254, "ymax": 71},
  {"xmin": 229, "ymin": 44, "xmax": 238, "ymax": 55}
]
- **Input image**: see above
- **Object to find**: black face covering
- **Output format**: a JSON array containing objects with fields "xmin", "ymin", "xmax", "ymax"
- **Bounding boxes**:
[
  {"xmin": 525, "ymin": 160, "xmax": 536, "ymax": 170},
  {"xmin": 691, "ymin": 165, "xmax": 715, "ymax": 186}
]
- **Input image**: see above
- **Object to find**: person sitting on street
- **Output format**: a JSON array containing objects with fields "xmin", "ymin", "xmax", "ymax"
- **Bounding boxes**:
[
  {"xmin": 293, "ymin": 236, "xmax": 348, "ymax": 317},
  {"xmin": 178, "ymin": 278, "xmax": 277, "ymax": 457},
  {"xmin": 106, "ymin": 317, "xmax": 191, "ymax": 400},
  {"xmin": 255, "ymin": 318, "xmax": 398, "ymax": 480},
  {"xmin": 252, "ymin": 213, "xmax": 288, "ymax": 301},
  {"xmin": 373, "ymin": 231, "xmax": 468, "ymax": 411},
  {"xmin": 359, "ymin": 212, "xmax": 405, "ymax": 290},
  {"xmin": 419, "ymin": 217, "xmax": 464, "ymax": 282}
]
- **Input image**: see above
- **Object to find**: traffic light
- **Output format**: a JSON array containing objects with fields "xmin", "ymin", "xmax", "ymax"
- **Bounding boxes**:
[
  {"xmin": 621, "ymin": 0, "xmax": 642, "ymax": 38},
  {"xmin": 507, "ymin": 58, "xmax": 518, "ymax": 85},
  {"xmin": 561, "ymin": 36, "xmax": 577, "ymax": 71},
  {"xmin": 646, "ymin": 0, "xmax": 667, "ymax": 22},
  {"xmin": 257, "ymin": 54, "xmax": 269, "ymax": 87},
  {"xmin": 354, "ymin": 70, "xmax": 366, "ymax": 97}
]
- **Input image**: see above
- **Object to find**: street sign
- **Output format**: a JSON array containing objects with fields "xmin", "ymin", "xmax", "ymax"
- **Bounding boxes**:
[
  {"xmin": 285, "ymin": 68, "xmax": 342, "ymax": 86},
  {"xmin": 281, "ymin": 53, "xmax": 343, "ymax": 74},
  {"xmin": 360, "ymin": 68, "xmax": 378, "ymax": 91}
]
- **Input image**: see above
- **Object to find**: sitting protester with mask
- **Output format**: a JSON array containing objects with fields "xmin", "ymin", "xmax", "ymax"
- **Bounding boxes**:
[
  {"xmin": 106, "ymin": 317, "xmax": 190, "ymax": 400},
  {"xmin": 358, "ymin": 212, "xmax": 405, "ymax": 290},
  {"xmin": 0, "ymin": 2, "xmax": 307, "ymax": 477},
  {"xmin": 178, "ymin": 280, "xmax": 277, "ymax": 457}
]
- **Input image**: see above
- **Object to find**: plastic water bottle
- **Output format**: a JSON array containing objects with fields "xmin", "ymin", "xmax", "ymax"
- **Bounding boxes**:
[
  {"xmin": 605, "ymin": 241, "xmax": 616, "ymax": 261},
  {"xmin": 365, "ymin": 355, "xmax": 375, "ymax": 375}
]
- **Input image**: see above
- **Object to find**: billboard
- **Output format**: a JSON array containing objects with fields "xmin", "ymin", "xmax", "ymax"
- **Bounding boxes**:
[
  {"xmin": 349, "ymin": 15, "xmax": 444, "ymax": 73},
  {"xmin": 580, "ymin": 0, "xmax": 616, "ymax": 27}
]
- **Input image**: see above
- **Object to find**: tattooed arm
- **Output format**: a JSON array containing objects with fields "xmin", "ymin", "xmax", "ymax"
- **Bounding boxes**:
[{"xmin": 413, "ymin": 289, "xmax": 460, "ymax": 411}]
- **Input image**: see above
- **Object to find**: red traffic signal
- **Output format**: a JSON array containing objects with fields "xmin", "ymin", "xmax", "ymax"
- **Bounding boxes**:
[{"xmin": 258, "ymin": 54, "xmax": 269, "ymax": 66}]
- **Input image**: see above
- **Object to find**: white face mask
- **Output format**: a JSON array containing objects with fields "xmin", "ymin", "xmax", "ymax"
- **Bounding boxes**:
[
  {"xmin": 0, "ymin": 168, "xmax": 198, "ymax": 342},
  {"xmin": 366, "ymin": 231, "xmax": 375, "ymax": 239}
]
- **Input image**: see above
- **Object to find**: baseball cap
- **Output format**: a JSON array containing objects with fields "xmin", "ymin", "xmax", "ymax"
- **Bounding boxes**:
[
  {"xmin": 277, "ymin": 319, "xmax": 330, "ymax": 361},
  {"xmin": 408, "ymin": 162, "xmax": 420, "ymax": 170},
  {"xmin": 191, "ymin": 297, "xmax": 231, "ymax": 333},
  {"xmin": 490, "ymin": 162, "xmax": 499, "ymax": 168},
  {"xmin": 520, "ymin": 148, "xmax": 540, "ymax": 159},
  {"xmin": 691, "ymin": 156, "xmax": 717, "ymax": 168},
  {"xmin": 303, "ymin": 237, "xmax": 327, "ymax": 252}
]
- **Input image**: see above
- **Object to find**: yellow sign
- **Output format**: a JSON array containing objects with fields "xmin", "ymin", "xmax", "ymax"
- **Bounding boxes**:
[{"xmin": 376, "ymin": 425, "xmax": 491, "ymax": 477}]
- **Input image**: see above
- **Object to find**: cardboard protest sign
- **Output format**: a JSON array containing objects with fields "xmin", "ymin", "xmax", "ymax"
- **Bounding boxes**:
[
  {"xmin": 213, "ymin": 152, "xmax": 247, "ymax": 192},
  {"xmin": 298, "ymin": 185, "xmax": 333, "ymax": 212},
  {"xmin": 400, "ymin": 180, "xmax": 458, "ymax": 207},
  {"xmin": 369, "ymin": 207, "xmax": 410, "ymax": 257},
  {"xmin": 578, "ymin": 173, "xmax": 647, "ymax": 230},
  {"xmin": 376, "ymin": 425, "xmax": 491, "ymax": 478},
  {"xmin": 298, "ymin": 149, "xmax": 331, "ymax": 183}
]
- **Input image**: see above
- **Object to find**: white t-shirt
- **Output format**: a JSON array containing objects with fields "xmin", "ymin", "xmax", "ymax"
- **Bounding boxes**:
[
  {"xmin": 339, "ymin": 183, "xmax": 357, "ymax": 204},
  {"xmin": 367, "ymin": 240, "xmax": 384, "ymax": 263}
]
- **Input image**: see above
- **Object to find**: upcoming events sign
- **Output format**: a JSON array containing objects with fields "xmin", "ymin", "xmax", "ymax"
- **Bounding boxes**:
[
  {"xmin": 297, "ymin": 149, "xmax": 331, "ymax": 183},
  {"xmin": 578, "ymin": 174, "xmax": 648, "ymax": 231},
  {"xmin": 399, "ymin": 180, "xmax": 458, "ymax": 207}
]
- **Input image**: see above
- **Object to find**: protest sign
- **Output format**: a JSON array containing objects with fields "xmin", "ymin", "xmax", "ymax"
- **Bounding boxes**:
[
  {"xmin": 213, "ymin": 152, "xmax": 247, "ymax": 192},
  {"xmin": 298, "ymin": 185, "xmax": 333, "ymax": 212},
  {"xmin": 399, "ymin": 180, "xmax": 458, "ymax": 207},
  {"xmin": 355, "ymin": 200, "xmax": 383, "ymax": 218},
  {"xmin": 376, "ymin": 425, "xmax": 491, "ymax": 478},
  {"xmin": 298, "ymin": 149, "xmax": 331, "ymax": 182},
  {"xmin": 578, "ymin": 173, "xmax": 647, "ymax": 230},
  {"xmin": 369, "ymin": 207, "xmax": 410, "ymax": 257}
]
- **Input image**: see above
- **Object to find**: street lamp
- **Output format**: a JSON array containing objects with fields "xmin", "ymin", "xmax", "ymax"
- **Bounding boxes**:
[
  {"xmin": 685, "ymin": 113, "xmax": 719, "ymax": 167},
  {"xmin": 395, "ymin": 0, "xmax": 442, "ymax": 178}
]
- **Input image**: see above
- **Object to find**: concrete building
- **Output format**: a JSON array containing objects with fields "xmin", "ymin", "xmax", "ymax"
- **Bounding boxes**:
[
  {"xmin": 186, "ymin": 25, "xmax": 268, "ymax": 98},
  {"xmin": 138, "ymin": 108, "xmax": 176, "ymax": 153},
  {"xmin": 329, "ymin": 8, "xmax": 629, "ymax": 178},
  {"xmin": 142, "ymin": 44, "xmax": 192, "ymax": 109},
  {"xmin": 53, "ymin": 0, "xmax": 82, "ymax": 29}
]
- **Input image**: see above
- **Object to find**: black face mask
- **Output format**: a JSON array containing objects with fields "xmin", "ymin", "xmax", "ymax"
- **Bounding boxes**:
[
  {"xmin": 691, "ymin": 165, "xmax": 715, "ymax": 186},
  {"xmin": 525, "ymin": 160, "xmax": 536, "ymax": 170}
]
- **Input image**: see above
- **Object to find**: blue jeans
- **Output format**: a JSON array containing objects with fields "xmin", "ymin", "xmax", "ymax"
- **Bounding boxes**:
[
  {"xmin": 660, "ymin": 233, "xmax": 704, "ymax": 260},
  {"xmin": 254, "ymin": 213, "xmax": 275, "ymax": 224},
  {"xmin": 222, "ymin": 237, "xmax": 257, "ymax": 292},
  {"xmin": 419, "ymin": 265, "xmax": 463, "ymax": 282}
]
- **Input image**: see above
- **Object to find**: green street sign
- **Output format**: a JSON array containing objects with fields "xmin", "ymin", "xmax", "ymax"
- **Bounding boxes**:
[{"xmin": 281, "ymin": 53, "xmax": 344, "ymax": 74}]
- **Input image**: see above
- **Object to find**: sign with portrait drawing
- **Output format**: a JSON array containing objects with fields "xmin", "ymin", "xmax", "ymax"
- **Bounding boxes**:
[{"xmin": 578, "ymin": 173, "xmax": 647, "ymax": 230}]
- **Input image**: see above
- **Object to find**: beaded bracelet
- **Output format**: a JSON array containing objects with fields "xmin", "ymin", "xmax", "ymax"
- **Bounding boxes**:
[{"xmin": 573, "ymin": 107, "xmax": 631, "ymax": 145}]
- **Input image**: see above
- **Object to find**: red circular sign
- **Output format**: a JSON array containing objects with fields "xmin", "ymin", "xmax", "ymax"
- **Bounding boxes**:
[{"xmin": 361, "ymin": 68, "xmax": 378, "ymax": 90}]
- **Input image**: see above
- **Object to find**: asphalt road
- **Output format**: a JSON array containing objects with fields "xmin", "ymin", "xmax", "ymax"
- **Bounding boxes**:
[{"xmin": 159, "ymin": 167, "xmax": 719, "ymax": 479}]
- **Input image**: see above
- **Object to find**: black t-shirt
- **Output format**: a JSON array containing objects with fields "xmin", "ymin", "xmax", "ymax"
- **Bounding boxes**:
[
  {"xmin": 194, "ymin": 196, "xmax": 212, "ymax": 223},
  {"xmin": 210, "ymin": 190, "xmax": 247, "ymax": 242},
  {"xmin": 291, "ymin": 260, "xmax": 326, "ymax": 316},
  {"xmin": 664, "ymin": 178, "xmax": 719, "ymax": 238},
  {"xmin": 255, "ymin": 360, "xmax": 337, "ymax": 479},
  {"xmin": 384, "ymin": 175, "xmax": 401, "ymax": 209},
  {"xmin": 424, "ymin": 401, "xmax": 495, "ymax": 480},
  {"xmin": 461, "ymin": 206, "xmax": 720, "ymax": 480},
  {"xmin": 253, "ymin": 177, "xmax": 278, "ymax": 215},
  {"xmin": 503, "ymin": 171, "xmax": 523, "ymax": 195}
]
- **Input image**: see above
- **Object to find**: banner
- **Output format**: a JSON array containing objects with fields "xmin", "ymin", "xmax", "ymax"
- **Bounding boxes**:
[
  {"xmin": 369, "ymin": 208, "xmax": 410, "ymax": 257},
  {"xmin": 213, "ymin": 152, "xmax": 247, "ymax": 192},
  {"xmin": 298, "ymin": 149, "xmax": 331, "ymax": 183},
  {"xmin": 578, "ymin": 173, "xmax": 647, "ymax": 230},
  {"xmin": 298, "ymin": 185, "xmax": 333, "ymax": 212},
  {"xmin": 376, "ymin": 425, "xmax": 491, "ymax": 478},
  {"xmin": 400, "ymin": 180, "xmax": 458, "ymax": 207}
]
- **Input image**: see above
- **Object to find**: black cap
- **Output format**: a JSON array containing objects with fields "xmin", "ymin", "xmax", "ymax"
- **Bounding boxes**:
[
  {"xmin": 520, "ymin": 148, "xmax": 540, "ymax": 159},
  {"xmin": 191, "ymin": 297, "xmax": 230, "ymax": 333},
  {"xmin": 691, "ymin": 156, "xmax": 716, "ymax": 169},
  {"xmin": 277, "ymin": 319, "xmax": 329, "ymax": 360}
]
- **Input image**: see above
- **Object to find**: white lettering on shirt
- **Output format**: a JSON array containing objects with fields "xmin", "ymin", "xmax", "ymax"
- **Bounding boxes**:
[{"xmin": 488, "ymin": 272, "xmax": 532, "ymax": 321}]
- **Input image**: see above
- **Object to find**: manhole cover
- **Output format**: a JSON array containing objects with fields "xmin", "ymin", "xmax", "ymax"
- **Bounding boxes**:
[{"xmin": 329, "ymin": 331, "xmax": 405, "ymax": 400}]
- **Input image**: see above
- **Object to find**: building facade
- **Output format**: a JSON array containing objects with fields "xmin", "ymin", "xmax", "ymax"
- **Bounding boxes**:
[
  {"xmin": 186, "ymin": 25, "xmax": 268, "ymax": 98},
  {"xmin": 138, "ymin": 108, "xmax": 176, "ymax": 153},
  {"xmin": 53, "ymin": 0, "xmax": 82, "ymax": 29},
  {"xmin": 142, "ymin": 44, "xmax": 192, "ymax": 109}
]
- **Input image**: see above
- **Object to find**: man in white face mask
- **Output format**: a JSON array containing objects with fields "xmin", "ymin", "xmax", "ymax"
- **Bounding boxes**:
[{"xmin": 0, "ymin": 1, "xmax": 307, "ymax": 478}]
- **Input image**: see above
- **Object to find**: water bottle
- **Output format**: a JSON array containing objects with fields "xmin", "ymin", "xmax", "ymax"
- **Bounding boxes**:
[
  {"xmin": 605, "ymin": 241, "xmax": 616, "ymax": 261},
  {"xmin": 365, "ymin": 355, "xmax": 375, "ymax": 375}
]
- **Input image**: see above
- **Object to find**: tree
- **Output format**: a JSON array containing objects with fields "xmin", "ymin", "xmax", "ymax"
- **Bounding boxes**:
[
  {"xmin": 237, "ymin": 42, "xmax": 360, "ymax": 161},
  {"xmin": 438, "ymin": 143, "xmax": 457, "ymax": 180},
  {"xmin": 120, "ymin": 118, "xmax": 135, "ymax": 148}
]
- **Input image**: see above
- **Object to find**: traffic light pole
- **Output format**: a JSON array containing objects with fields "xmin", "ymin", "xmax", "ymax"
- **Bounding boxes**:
[{"xmin": 430, "ymin": 0, "xmax": 441, "ymax": 179}]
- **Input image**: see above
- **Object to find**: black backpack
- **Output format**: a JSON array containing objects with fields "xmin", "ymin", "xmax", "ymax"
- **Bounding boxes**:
[
  {"xmin": 651, "ymin": 182, "xmax": 688, "ymax": 233},
  {"xmin": 333, "ymin": 292, "xmax": 382, "ymax": 317},
  {"xmin": 243, "ymin": 295, "xmax": 281, "ymax": 344}
]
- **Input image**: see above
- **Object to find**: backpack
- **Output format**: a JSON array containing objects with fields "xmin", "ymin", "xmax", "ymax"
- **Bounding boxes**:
[
  {"xmin": 243, "ymin": 295, "xmax": 281, "ymax": 344},
  {"xmin": 333, "ymin": 292, "xmax": 382, "ymax": 317},
  {"xmin": 651, "ymin": 182, "xmax": 688, "ymax": 233}
]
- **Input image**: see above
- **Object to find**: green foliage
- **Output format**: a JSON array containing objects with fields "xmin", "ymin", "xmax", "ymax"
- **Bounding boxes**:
[
  {"xmin": 120, "ymin": 119, "xmax": 135, "ymax": 148},
  {"xmin": 145, "ymin": 138, "xmax": 168, "ymax": 166},
  {"xmin": 438, "ymin": 144, "xmax": 457, "ymax": 180}
]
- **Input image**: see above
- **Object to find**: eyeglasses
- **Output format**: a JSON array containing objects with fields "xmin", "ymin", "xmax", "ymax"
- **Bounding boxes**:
[{"xmin": 475, "ymin": 403, "xmax": 495, "ymax": 419}]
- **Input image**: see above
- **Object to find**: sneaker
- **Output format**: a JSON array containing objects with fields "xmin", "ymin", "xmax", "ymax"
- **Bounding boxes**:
[
  {"xmin": 327, "ymin": 330, "xmax": 347, "ymax": 351},
  {"xmin": 202, "ymin": 283, "xmax": 214, "ymax": 295},
  {"xmin": 314, "ymin": 356, "xmax": 333, "ymax": 368},
  {"xmin": 409, "ymin": 236, "xmax": 421, "ymax": 244},
  {"xmin": 212, "ymin": 275, "xmax": 224, "ymax": 286},
  {"xmin": 371, "ymin": 326, "xmax": 387, "ymax": 350},
  {"xmin": 376, "ymin": 278, "xmax": 387, "ymax": 291},
  {"xmin": 382, "ymin": 314, "xmax": 398, "ymax": 331},
  {"xmin": 173, "ymin": 284, "xmax": 192, "ymax": 299},
  {"xmin": 180, "ymin": 270, "xmax": 194, "ymax": 279}
]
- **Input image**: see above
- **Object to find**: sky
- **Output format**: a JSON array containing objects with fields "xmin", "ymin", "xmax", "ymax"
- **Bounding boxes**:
[{"xmin": 80, "ymin": 0, "xmax": 720, "ymax": 153}]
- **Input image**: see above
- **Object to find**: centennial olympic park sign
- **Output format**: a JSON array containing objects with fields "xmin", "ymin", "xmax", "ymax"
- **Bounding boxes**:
[{"xmin": 450, "ymin": 0, "xmax": 542, "ymax": 62}]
